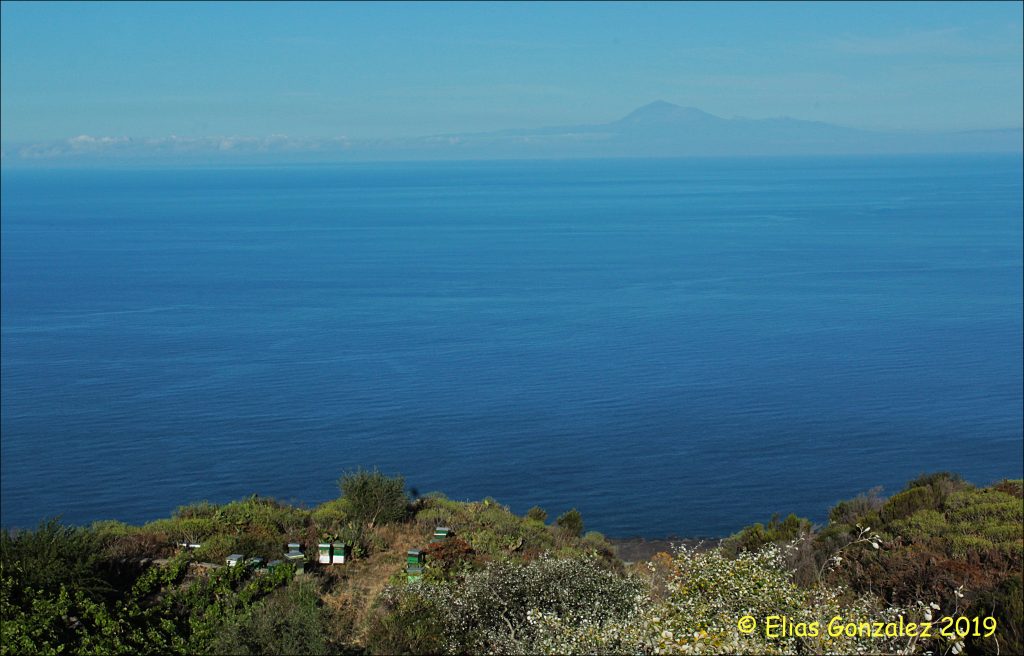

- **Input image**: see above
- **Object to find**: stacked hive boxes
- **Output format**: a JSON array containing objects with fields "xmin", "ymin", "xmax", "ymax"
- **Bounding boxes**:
[
  {"xmin": 406, "ymin": 549, "xmax": 425, "ymax": 582},
  {"xmin": 405, "ymin": 528, "xmax": 453, "ymax": 581},
  {"xmin": 332, "ymin": 543, "xmax": 351, "ymax": 564},
  {"xmin": 284, "ymin": 543, "xmax": 305, "ymax": 574}
]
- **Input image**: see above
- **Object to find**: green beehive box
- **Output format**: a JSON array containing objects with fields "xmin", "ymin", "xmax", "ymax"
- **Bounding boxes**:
[
  {"xmin": 406, "ymin": 549, "xmax": 425, "ymax": 582},
  {"xmin": 285, "ymin": 549, "xmax": 305, "ymax": 574},
  {"xmin": 331, "ymin": 543, "xmax": 350, "ymax": 564}
]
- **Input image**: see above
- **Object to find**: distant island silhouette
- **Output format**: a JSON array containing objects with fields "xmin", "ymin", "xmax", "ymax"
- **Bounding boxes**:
[{"xmin": 3, "ymin": 100, "xmax": 1021, "ymax": 166}]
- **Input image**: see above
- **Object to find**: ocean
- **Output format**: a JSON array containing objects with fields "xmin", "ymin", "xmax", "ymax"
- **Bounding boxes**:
[{"xmin": 1, "ymin": 155, "xmax": 1021, "ymax": 537}]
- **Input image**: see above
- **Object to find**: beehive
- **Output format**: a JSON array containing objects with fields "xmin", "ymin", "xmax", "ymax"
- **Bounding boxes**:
[
  {"xmin": 285, "ymin": 544, "xmax": 305, "ymax": 574},
  {"xmin": 318, "ymin": 543, "xmax": 332, "ymax": 564},
  {"xmin": 331, "ymin": 543, "xmax": 351, "ymax": 564},
  {"xmin": 406, "ymin": 549, "xmax": 425, "ymax": 582}
]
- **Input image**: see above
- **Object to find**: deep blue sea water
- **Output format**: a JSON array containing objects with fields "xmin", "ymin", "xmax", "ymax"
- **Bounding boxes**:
[{"xmin": 2, "ymin": 156, "xmax": 1022, "ymax": 537}]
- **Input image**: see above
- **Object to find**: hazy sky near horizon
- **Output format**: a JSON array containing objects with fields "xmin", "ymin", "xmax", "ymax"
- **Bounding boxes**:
[{"xmin": 1, "ymin": 1, "xmax": 1022, "ymax": 143}]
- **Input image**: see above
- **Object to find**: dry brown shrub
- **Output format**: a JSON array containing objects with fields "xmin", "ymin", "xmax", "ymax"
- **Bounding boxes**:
[
  {"xmin": 423, "ymin": 536, "xmax": 478, "ymax": 574},
  {"xmin": 992, "ymin": 479, "xmax": 1023, "ymax": 498},
  {"xmin": 641, "ymin": 551, "xmax": 675, "ymax": 602},
  {"xmin": 839, "ymin": 541, "xmax": 1019, "ymax": 613},
  {"xmin": 104, "ymin": 531, "xmax": 173, "ymax": 560}
]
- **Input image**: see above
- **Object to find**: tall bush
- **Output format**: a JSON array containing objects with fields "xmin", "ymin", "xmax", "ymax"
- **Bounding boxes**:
[
  {"xmin": 555, "ymin": 509, "xmax": 584, "ymax": 537},
  {"xmin": 338, "ymin": 468, "xmax": 409, "ymax": 528}
]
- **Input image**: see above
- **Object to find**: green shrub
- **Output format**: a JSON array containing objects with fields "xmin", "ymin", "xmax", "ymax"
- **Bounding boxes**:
[
  {"xmin": 365, "ymin": 586, "xmax": 446, "ymax": 655},
  {"xmin": 946, "ymin": 493, "xmax": 1023, "ymax": 524},
  {"xmin": 828, "ymin": 487, "xmax": 884, "ymax": 525},
  {"xmin": 235, "ymin": 532, "xmax": 286, "ymax": 562},
  {"xmin": 415, "ymin": 505, "xmax": 457, "ymax": 530},
  {"xmin": 721, "ymin": 513, "xmax": 811, "ymax": 556},
  {"xmin": 464, "ymin": 529, "xmax": 514, "ymax": 559},
  {"xmin": 173, "ymin": 500, "xmax": 219, "ymax": 519},
  {"xmin": 889, "ymin": 509, "xmax": 949, "ymax": 543},
  {"xmin": 0, "ymin": 564, "xmax": 77, "ymax": 655},
  {"xmin": 412, "ymin": 496, "xmax": 562, "ymax": 559},
  {"xmin": 194, "ymin": 534, "xmax": 238, "ymax": 563},
  {"xmin": 526, "ymin": 506, "xmax": 548, "ymax": 522},
  {"xmin": 905, "ymin": 471, "xmax": 966, "ymax": 504},
  {"xmin": 175, "ymin": 559, "xmax": 295, "ymax": 653},
  {"xmin": 216, "ymin": 495, "xmax": 311, "ymax": 536},
  {"xmin": 88, "ymin": 520, "xmax": 158, "ymax": 560},
  {"xmin": 1, "ymin": 549, "xmax": 298, "ymax": 656},
  {"xmin": 948, "ymin": 534, "xmax": 997, "ymax": 558},
  {"xmin": 170, "ymin": 517, "xmax": 219, "ymax": 544},
  {"xmin": 941, "ymin": 488, "xmax": 1024, "ymax": 558},
  {"xmin": 89, "ymin": 519, "xmax": 134, "ymax": 541},
  {"xmin": 338, "ymin": 468, "xmax": 409, "ymax": 528},
  {"xmin": 208, "ymin": 577, "xmax": 330, "ymax": 655},
  {"xmin": 555, "ymin": 509, "xmax": 584, "ymax": 538},
  {"xmin": 880, "ymin": 486, "xmax": 936, "ymax": 522},
  {"xmin": 977, "ymin": 522, "xmax": 1024, "ymax": 544},
  {"xmin": 0, "ymin": 519, "xmax": 110, "ymax": 602},
  {"xmin": 310, "ymin": 498, "xmax": 351, "ymax": 533},
  {"xmin": 968, "ymin": 573, "xmax": 1023, "ymax": 656}
]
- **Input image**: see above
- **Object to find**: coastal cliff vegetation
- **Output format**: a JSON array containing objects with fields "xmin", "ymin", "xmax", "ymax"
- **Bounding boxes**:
[{"xmin": 2, "ymin": 471, "xmax": 1021, "ymax": 655}]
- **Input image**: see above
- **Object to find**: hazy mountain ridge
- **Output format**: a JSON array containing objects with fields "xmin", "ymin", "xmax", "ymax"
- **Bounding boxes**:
[
  {"xmin": 416, "ymin": 101, "xmax": 1020, "ymax": 157},
  {"xmin": 2, "ymin": 101, "xmax": 1021, "ymax": 166}
]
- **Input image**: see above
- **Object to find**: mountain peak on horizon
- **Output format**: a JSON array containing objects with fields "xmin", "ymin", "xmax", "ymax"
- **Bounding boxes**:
[{"xmin": 616, "ymin": 101, "xmax": 719, "ymax": 125}]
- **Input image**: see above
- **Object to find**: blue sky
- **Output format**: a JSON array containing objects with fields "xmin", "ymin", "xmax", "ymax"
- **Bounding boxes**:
[{"xmin": 1, "ymin": 1, "xmax": 1021, "ymax": 143}]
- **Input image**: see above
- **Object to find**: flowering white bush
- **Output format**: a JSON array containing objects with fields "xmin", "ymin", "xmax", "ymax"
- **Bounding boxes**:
[
  {"xmin": 521, "ymin": 545, "xmax": 940, "ymax": 655},
  {"xmin": 648, "ymin": 544, "xmax": 936, "ymax": 655},
  {"xmin": 378, "ymin": 554, "xmax": 645, "ymax": 654},
  {"xmin": 375, "ymin": 544, "xmax": 960, "ymax": 655}
]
